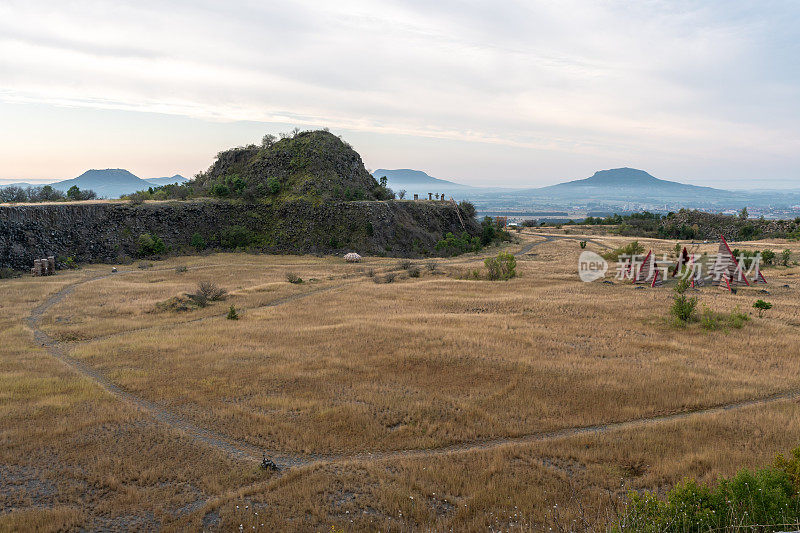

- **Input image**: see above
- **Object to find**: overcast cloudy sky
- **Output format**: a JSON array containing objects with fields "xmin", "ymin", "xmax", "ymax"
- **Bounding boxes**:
[{"xmin": 1, "ymin": 1, "xmax": 799, "ymax": 187}]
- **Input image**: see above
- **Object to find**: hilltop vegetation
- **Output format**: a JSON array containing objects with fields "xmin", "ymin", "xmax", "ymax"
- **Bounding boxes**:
[{"xmin": 136, "ymin": 130, "xmax": 394, "ymax": 203}]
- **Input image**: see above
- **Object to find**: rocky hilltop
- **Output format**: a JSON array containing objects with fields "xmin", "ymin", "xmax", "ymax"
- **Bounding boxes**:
[{"xmin": 188, "ymin": 130, "xmax": 389, "ymax": 201}]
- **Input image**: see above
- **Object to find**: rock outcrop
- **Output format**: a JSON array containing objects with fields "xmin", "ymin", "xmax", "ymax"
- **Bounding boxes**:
[{"xmin": 0, "ymin": 199, "xmax": 477, "ymax": 270}]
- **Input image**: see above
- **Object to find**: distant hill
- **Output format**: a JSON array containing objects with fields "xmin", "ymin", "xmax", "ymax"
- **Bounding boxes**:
[
  {"xmin": 50, "ymin": 169, "xmax": 152, "ymax": 198},
  {"xmin": 145, "ymin": 174, "xmax": 188, "ymax": 187},
  {"xmin": 542, "ymin": 168, "xmax": 717, "ymax": 193},
  {"xmin": 528, "ymin": 167, "xmax": 743, "ymax": 206},
  {"xmin": 372, "ymin": 169, "xmax": 472, "ymax": 191}
]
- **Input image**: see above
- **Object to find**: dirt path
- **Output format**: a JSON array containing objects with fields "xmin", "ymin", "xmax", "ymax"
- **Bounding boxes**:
[{"xmin": 24, "ymin": 244, "xmax": 800, "ymax": 472}]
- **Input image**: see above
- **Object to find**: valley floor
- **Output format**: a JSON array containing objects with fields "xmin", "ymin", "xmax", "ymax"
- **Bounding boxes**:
[{"xmin": 2, "ymin": 231, "xmax": 800, "ymax": 531}]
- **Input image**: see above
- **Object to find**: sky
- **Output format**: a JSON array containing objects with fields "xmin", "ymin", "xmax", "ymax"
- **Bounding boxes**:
[{"xmin": 1, "ymin": 0, "xmax": 799, "ymax": 188}]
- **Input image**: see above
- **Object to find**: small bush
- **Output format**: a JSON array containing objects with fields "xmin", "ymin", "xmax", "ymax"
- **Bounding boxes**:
[
  {"xmin": 700, "ymin": 305, "xmax": 718, "ymax": 330},
  {"xmin": 226, "ymin": 305, "xmax": 239, "ymax": 320},
  {"xmin": 365, "ymin": 268, "xmax": 374, "ymax": 277},
  {"xmin": 408, "ymin": 266, "xmax": 421, "ymax": 278},
  {"xmin": 137, "ymin": 233, "xmax": 166, "ymax": 257},
  {"xmin": 484, "ymin": 252, "xmax": 517, "ymax": 281},
  {"xmin": 670, "ymin": 279, "xmax": 698, "ymax": 324},
  {"xmin": 435, "ymin": 231, "xmax": 481, "ymax": 256},
  {"xmin": 781, "ymin": 249, "xmax": 792, "ymax": 266},
  {"xmin": 579, "ymin": 241, "xmax": 587, "ymax": 249},
  {"xmin": 128, "ymin": 191, "xmax": 147, "ymax": 205},
  {"xmin": 753, "ymin": 299, "xmax": 772, "ymax": 317},
  {"xmin": 221, "ymin": 226, "xmax": 255, "ymax": 249},
  {"xmin": 187, "ymin": 282, "xmax": 227, "ymax": 307},
  {"xmin": 383, "ymin": 272, "xmax": 396, "ymax": 284},
  {"xmin": 190, "ymin": 233, "xmax": 206, "ymax": 251},
  {"xmin": 426, "ymin": 261, "xmax": 438, "ymax": 272},
  {"xmin": 137, "ymin": 261, "xmax": 153, "ymax": 269},
  {"xmin": 0, "ymin": 267, "xmax": 19, "ymax": 279},
  {"xmin": 729, "ymin": 307, "xmax": 749, "ymax": 328},
  {"xmin": 286, "ymin": 272, "xmax": 303, "ymax": 284},
  {"xmin": 399, "ymin": 260, "xmax": 412, "ymax": 270},
  {"xmin": 63, "ymin": 256, "xmax": 78, "ymax": 269},
  {"xmin": 175, "ymin": 265, "xmax": 188, "ymax": 274}
]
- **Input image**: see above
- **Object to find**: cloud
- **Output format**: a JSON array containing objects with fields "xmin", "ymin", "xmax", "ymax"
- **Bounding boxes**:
[{"xmin": 1, "ymin": 0, "xmax": 799, "ymax": 184}]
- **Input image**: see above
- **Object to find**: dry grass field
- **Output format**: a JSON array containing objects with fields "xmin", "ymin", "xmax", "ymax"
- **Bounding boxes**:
[{"xmin": 3, "ymin": 230, "xmax": 800, "ymax": 531}]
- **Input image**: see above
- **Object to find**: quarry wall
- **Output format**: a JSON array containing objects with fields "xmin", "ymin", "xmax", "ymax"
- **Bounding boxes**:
[{"xmin": 0, "ymin": 200, "xmax": 477, "ymax": 270}]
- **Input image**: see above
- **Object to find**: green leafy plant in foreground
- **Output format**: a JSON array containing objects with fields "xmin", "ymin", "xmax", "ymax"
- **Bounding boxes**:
[{"xmin": 617, "ymin": 446, "xmax": 800, "ymax": 532}]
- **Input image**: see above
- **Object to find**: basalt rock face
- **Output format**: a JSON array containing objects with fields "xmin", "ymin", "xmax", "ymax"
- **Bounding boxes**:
[{"xmin": 0, "ymin": 200, "xmax": 477, "ymax": 270}]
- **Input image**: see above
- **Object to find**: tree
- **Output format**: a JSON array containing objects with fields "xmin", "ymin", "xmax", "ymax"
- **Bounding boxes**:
[
  {"xmin": 398, "ymin": 189, "xmax": 406, "ymax": 199},
  {"xmin": 261, "ymin": 134, "xmax": 276, "ymax": 147},
  {"xmin": 753, "ymin": 299, "xmax": 772, "ymax": 318},
  {"xmin": 379, "ymin": 176, "xmax": 388, "ymax": 188},
  {"xmin": 739, "ymin": 207, "xmax": 749, "ymax": 220},
  {"xmin": 781, "ymin": 249, "xmax": 792, "ymax": 266},
  {"xmin": 67, "ymin": 185, "xmax": 81, "ymax": 200}
]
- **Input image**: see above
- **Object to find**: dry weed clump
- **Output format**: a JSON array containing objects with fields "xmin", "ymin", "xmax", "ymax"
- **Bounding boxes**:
[{"xmin": 187, "ymin": 281, "xmax": 227, "ymax": 307}]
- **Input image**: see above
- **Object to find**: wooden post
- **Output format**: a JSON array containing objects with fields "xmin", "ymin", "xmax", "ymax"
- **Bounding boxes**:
[
  {"xmin": 413, "ymin": 194, "xmax": 418, "ymax": 200},
  {"xmin": 428, "ymin": 192, "xmax": 433, "ymax": 200},
  {"xmin": 48, "ymin": 256, "xmax": 55, "ymax": 274},
  {"xmin": 34, "ymin": 259, "xmax": 42, "ymax": 276}
]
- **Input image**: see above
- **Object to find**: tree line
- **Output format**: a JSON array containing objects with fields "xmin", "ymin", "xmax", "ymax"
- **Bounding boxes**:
[{"xmin": 0, "ymin": 185, "xmax": 97, "ymax": 203}]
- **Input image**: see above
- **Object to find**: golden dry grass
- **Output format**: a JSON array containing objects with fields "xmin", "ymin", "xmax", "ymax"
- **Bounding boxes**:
[{"xmin": 2, "ymin": 230, "xmax": 800, "ymax": 530}]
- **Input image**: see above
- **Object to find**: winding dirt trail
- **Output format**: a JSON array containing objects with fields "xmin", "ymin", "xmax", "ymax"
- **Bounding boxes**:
[{"xmin": 24, "ymin": 239, "xmax": 800, "ymax": 471}]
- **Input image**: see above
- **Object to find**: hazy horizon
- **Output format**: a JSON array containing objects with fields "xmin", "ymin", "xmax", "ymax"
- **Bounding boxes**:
[{"xmin": 2, "ymin": 1, "xmax": 799, "ymax": 188}]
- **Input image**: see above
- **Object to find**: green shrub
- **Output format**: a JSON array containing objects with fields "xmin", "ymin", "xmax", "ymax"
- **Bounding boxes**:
[
  {"xmin": 435, "ymin": 232, "xmax": 481, "ymax": 256},
  {"xmin": 700, "ymin": 305, "xmax": 718, "ymax": 330},
  {"xmin": 220, "ymin": 226, "xmax": 255, "ymax": 248},
  {"xmin": 753, "ymin": 299, "xmax": 773, "ymax": 317},
  {"xmin": 670, "ymin": 278, "xmax": 697, "ymax": 324},
  {"xmin": 137, "ymin": 233, "xmax": 166, "ymax": 257},
  {"xmin": 175, "ymin": 265, "xmax": 188, "ymax": 274},
  {"xmin": 618, "ymin": 446, "xmax": 800, "ymax": 532},
  {"xmin": 782, "ymin": 249, "xmax": 792, "ymax": 266},
  {"xmin": 761, "ymin": 249, "xmax": 776, "ymax": 265},
  {"xmin": 579, "ymin": 241, "xmax": 587, "ymax": 249},
  {"xmin": 286, "ymin": 272, "xmax": 303, "ymax": 284},
  {"xmin": 267, "ymin": 177, "xmax": 281, "ymax": 195},
  {"xmin": 408, "ymin": 266, "xmax": 421, "ymax": 278},
  {"xmin": 210, "ymin": 183, "xmax": 230, "ymax": 197},
  {"xmin": 484, "ymin": 252, "xmax": 517, "ymax": 281},
  {"xmin": 226, "ymin": 305, "xmax": 239, "ymax": 320},
  {"xmin": 190, "ymin": 233, "xmax": 206, "ymax": 251}
]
